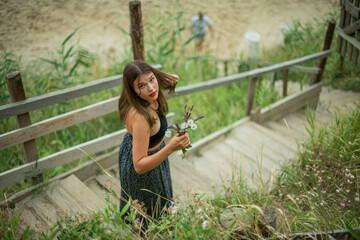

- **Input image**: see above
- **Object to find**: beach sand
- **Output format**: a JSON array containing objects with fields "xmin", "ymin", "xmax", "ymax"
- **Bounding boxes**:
[{"xmin": 0, "ymin": 0, "xmax": 338, "ymax": 64}]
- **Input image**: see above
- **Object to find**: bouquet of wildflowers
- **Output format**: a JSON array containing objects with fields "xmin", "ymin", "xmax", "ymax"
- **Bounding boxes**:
[{"xmin": 165, "ymin": 105, "xmax": 204, "ymax": 159}]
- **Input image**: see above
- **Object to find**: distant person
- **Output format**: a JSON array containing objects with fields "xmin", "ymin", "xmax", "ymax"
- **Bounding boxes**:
[{"xmin": 191, "ymin": 12, "xmax": 214, "ymax": 51}]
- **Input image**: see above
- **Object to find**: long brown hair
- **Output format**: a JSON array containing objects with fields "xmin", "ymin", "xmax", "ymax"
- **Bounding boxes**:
[{"xmin": 118, "ymin": 60, "xmax": 177, "ymax": 128}]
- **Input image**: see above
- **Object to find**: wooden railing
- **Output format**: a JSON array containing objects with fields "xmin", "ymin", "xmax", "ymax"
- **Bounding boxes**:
[
  {"xmin": 0, "ymin": 48, "xmax": 333, "ymax": 189},
  {"xmin": 337, "ymin": 0, "xmax": 360, "ymax": 68}
]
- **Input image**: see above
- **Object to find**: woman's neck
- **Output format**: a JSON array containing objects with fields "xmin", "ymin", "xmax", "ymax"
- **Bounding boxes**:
[{"xmin": 148, "ymin": 100, "xmax": 159, "ymax": 111}]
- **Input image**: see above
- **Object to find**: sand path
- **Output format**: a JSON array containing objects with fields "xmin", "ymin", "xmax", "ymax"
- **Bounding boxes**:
[{"xmin": 0, "ymin": 0, "xmax": 338, "ymax": 64}]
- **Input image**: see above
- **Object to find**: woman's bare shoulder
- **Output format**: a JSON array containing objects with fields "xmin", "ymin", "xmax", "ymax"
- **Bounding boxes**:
[{"xmin": 125, "ymin": 107, "xmax": 148, "ymax": 130}]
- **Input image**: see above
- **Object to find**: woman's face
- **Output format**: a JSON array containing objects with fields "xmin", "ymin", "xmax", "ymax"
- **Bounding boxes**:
[{"xmin": 133, "ymin": 72, "xmax": 159, "ymax": 104}]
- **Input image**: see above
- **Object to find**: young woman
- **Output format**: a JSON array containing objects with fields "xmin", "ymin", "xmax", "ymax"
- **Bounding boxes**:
[{"xmin": 118, "ymin": 60, "xmax": 190, "ymax": 224}]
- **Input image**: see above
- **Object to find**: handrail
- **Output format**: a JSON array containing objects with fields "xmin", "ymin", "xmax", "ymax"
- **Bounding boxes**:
[
  {"xmin": 0, "ymin": 64, "xmax": 161, "ymax": 120},
  {"xmin": 0, "ymin": 50, "xmax": 331, "ymax": 150},
  {"xmin": 0, "ymin": 50, "xmax": 331, "ymax": 188},
  {"xmin": 172, "ymin": 50, "xmax": 330, "ymax": 97},
  {"xmin": 0, "ymin": 112, "xmax": 174, "ymax": 189}
]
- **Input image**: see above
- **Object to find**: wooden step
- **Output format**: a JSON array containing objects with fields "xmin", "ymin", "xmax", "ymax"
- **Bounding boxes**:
[
  {"xmin": 320, "ymin": 89, "xmax": 360, "ymax": 109},
  {"xmin": 85, "ymin": 169, "xmax": 121, "ymax": 205},
  {"xmin": 15, "ymin": 174, "xmax": 107, "ymax": 233},
  {"xmin": 170, "ymin": 153, "xmax": 215, "ymax": 200},
  {"xmin": 264, "ymin": 119, "xmax": 304, "ymax": 143},
  {"xmin": 248, "ymin": 121, "xmax": 298, "ymax": 153},
  {"xmin": 188, "ymin": 143, "xmax": 240, "ymax": 189},
  {"xmin": 223, "ymin": 133, "xmax": 276, "ymax": 181},
  {"xmin": 282, "ymin": 114, "xmax": 311, "ymax": 137},
  {"xmin": 233, "ymin": 124, "xmax": 296, "ymax": 162}
]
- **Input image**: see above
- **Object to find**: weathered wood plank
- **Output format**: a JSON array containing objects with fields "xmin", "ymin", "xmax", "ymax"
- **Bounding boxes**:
[
  {"xmin": 347, "ymin": 0, "xmax": 356, "ymax": 61},
  {"xmin": 0, "ymin": 75, "xmax": 122, "ymax": 120},
  {"xmin": 1, "ymin": 50, "xmax": 329, "ymax": 123},
  {"xmin": 94, "ymin": 173, "xmax": 121, "ymax": 197},
  {"xmin": 129, "ymin": 1, "xmax": 145, "ymax": 60},
  {"xmin": 345, "ymin": 0, "xmax": 360, "ymax": 19},
  {"xmin": 259, "ymin": 63, "xmax": 321, "ymax": 74},
  {"xmin": 283, "ymin": 68, "xmax": 288, "ymax": 97},
  {"xmin": 344, "ymin": 19, "xmax": 360, "ymax": 34},
  {"xmin": 353, "ymin": 0, "xmax": 360, "ymax": 65},
  {"xmin": 0, "ymin": 113, "xmax": 174, "ymax": 189},
  {"xmin": 246, "ymin": 78, "xmax": 257, "ymax": 116},
  {"xmin": 6, "ymin": 71, "xmax": 43, "ymax": 184},
  {"xmin": 247, "ymin": 121, "xmax": 297, "ymax": 152},
  {"xmin": 0, "ymin": 129, "xmax": 127, "ymax": 189},
  {"xmin": 0, "ymin": 97, "xmax": 174, "ymax": 151},
  {"xmin": 256, "ymin": 83, "xmax": 322, "ymax": 124},
  {"xmin": 337, "ymin": 27, "xmax": 360, "ymax": 51},
  {"xmin": 337, "ymin": 0, "xmax": 346, "ymax": 53},
  {"xmin": 0, "ymin": 97, "xmax": 118, "ymax": 150},
  {"xmin": 57, "ymin": 174, "xmax": 107, "ymax": 212},
  {"xmin": 0, "ymin": 64, "xmax": 161, "ymax": 119},
  {"xmin": 341, "ymin": 1, "xmax": 353, "ymax": 57},
  {"xmin": 0, "ymin": 148, "xmax": 119, "ymax": 208},
  {"xmin": 171, "ymin": 51, "xmax": 331, "ymax": 98},
  {"xmin": 288, "ymin": 65, "xmax": 320, "ymax": 74},
  {"xmin": 185, "ymin": 117, "xmax": 250, "ymax": 157},
  {"xmin": 314, "ymin": 20, "xmax": 336, "ymax": 84}
]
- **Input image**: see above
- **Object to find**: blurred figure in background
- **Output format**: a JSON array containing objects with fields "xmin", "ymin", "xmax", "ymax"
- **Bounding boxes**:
[{"xmin": 191, "ymin": 12, "xmax": 214, "ymax": 51}]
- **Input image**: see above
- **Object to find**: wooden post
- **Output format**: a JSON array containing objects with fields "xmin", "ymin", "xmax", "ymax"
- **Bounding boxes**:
[
  {"xmin": 6, "ymin": 71, "xmax": 43, "ymax": 185},
  {"xmin": 129, "ymin": 1, "xmax": 145, "ymax": 60},
  {"xmin": 313, "ymin": 20, "xmax": 336, "ymax": 84},
  {"xmin": 347, "ymin": 0, "xmax": 356, "ymax": 62},
  {"xmin": 246, "ymin": 78, "xmax": 257, "ymax": 116},
  {"xmin": 283, "ymin": 68, "xmax": 288, "ymax": 97},
  {"xmin": 354, "ymin": 0, "xmax": 360, "ymax": 66},
  {"xmin": 224, "ymin": 60, "xmax": 228, "ymax": 76}
]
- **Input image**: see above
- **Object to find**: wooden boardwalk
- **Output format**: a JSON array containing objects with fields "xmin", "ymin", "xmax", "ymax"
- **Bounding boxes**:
[
  {"xmin": 170, "ymin": 86, "xmax": 359, "ymax": 199},
  {"xmin": 12, "ymin": 85, "xmax": 360, "ymax": 233}
]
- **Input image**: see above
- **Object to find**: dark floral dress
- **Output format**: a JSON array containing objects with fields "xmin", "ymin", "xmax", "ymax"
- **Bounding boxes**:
[{"xmin": 118, "ymin": 133, "xmax": 173, "ymax": 223}]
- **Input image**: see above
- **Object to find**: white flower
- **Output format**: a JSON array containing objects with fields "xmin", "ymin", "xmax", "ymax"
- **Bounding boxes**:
[
  {"xmin": 191, "ymin": 123, "xmax": 198, "ymax": 130},
  {"xmin": 165, "ymin": 130, "xmax": 172, "ymax": 137},
  {"xmin": 170, "ymin": 205, "xmax": 179, "ymax": 214},
  {"xmin": 180, "ymin": 122, "xmax": 188, "ymax": 130},
  {"xmin": 187, "ymin": 119, "xmax": 194, "ymax": 126},
  {"xmin": 202, "ymin": 220, "xmax": 210, "ymax": 230},
  {"xmin": 355, "ymin": 197, "xmax": 360, "ymax": 202}
]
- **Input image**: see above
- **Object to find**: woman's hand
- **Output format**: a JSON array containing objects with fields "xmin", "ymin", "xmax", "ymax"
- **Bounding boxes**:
[
  {"xmin": 168, "ymin": 132, "xmax": 190, "ymax": 152},
  {"xmin": 172, "ymin": 74, "xmax": 179, "ymax": 86}
]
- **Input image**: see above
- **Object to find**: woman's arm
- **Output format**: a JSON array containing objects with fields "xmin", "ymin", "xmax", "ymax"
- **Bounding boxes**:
[{"xmin": 130, "ymin": 111, "xmax": 190, "ymax": 174}]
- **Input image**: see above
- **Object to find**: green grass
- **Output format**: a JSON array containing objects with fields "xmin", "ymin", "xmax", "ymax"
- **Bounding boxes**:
[
  {"xmin": 1, "ymin": 107, "xmax": 358, "ymax": 239},
  {"xmin": 0, "ymin": 6, "xmax": 359, "ymax": 239}
]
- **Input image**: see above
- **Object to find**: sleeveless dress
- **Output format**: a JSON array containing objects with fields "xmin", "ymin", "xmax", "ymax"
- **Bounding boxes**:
[{"xmin": 118, "ymin": 111, "xmax": 173, "ymax": 223}]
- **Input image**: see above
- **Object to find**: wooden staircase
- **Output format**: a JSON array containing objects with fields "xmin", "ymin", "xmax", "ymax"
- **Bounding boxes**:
[
  {"xmin": 10, "ymin": 85, "xmax": 360, "ymax": 234},
  {"xmin": 169, "ymin": 84, "xmax": 359, "ymax": 199}
]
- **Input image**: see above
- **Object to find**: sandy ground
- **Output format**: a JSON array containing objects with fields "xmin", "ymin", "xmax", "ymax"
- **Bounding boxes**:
[{"xmin": 0, "ymin": 0, "xmax": 339, "ymax": 64}]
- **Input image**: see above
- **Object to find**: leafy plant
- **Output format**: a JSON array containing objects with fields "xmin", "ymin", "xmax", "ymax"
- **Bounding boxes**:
[
  {"xmin": 39, "ymin": 29, "xmax": 94, "ymax": 80},
  {"xmin": 0, "ymin": 48, "xmax": 20, "ymax": 104}
]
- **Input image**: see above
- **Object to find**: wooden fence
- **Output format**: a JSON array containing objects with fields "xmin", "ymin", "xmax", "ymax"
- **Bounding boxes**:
[
  {"xmin": 337, "ymin": 0, "xmax": 360, "ymax": 68},
  {"xmin": 0, "ymin": 51, "xmax": 331, "ymax": 190},
  {"xmin": 0, "ymin": 21, "xmax": 336, "ymax": 204}
]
